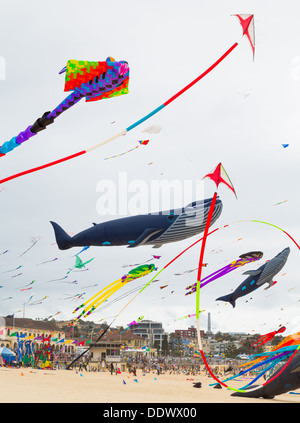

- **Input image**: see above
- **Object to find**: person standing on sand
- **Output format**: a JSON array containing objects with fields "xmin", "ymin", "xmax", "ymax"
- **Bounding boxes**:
[{"xmin": 110, "ymin": 362, "xmax": 114, "ymax": 375}]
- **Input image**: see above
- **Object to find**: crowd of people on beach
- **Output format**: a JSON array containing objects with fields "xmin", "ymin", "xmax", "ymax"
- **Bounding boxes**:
[
  {"xmin": 69, "ymin": 355, "xmax": 246, "ymax": 379},
  {"xmin": 1, "ymin": 347, "xmax": 251, "ymax": 379}
]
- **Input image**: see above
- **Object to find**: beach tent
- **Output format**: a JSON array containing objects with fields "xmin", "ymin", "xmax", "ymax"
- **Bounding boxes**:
[{"xmin": 0, "ymin": 347, "xmax": 16, "ymax": 363}]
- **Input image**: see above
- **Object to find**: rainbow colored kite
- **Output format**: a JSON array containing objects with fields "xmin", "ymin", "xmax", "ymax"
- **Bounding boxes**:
[
  {"xmin": 0, "ymin": 14, "xmax": 255, "ymax": 185},
  {"xmin": 104, "ymin": 140, "xmax": 149, "ymax": 160},
  {"xmin": 0, "ymin": 58, "xmax": 129, "ymax": 157}
]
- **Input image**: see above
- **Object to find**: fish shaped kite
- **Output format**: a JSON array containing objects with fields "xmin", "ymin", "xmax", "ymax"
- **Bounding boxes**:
[
  {"xmin": 0, "ymin": 15, "xmax": 255, "ymax": 185},
  {"xmin": 185, "ymin": 251, "xmax": 263, "ymax": 295},
  {"xmin": 216, "ymin": 247, "xmax": 290, "ymax": 308},
  {"xmin": 50, "ymin": 196, "xmax": 222, "ymax": 250},
  {"xmin": 73, "ymin": 264, "xmax": 156, "ymax": 320}
]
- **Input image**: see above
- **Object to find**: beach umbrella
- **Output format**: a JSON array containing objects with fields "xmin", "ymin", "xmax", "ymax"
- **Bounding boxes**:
[{"xmin": 0, "ymin": 346, "xmax": 16, "ymax": 362}]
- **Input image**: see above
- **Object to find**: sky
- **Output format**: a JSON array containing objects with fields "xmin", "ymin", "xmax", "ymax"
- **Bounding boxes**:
[{"xmin": 0, "ymin": 0, "xmax": 300, "ymax": 337}]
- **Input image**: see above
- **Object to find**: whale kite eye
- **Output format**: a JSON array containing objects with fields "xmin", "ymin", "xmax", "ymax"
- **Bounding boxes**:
[{"xmin": 168, "ymin": 214, "xmax": 175, "ymax": 222}]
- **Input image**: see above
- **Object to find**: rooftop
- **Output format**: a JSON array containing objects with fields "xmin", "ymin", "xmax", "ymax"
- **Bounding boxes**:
[{"xmin": 2, "ymin": 316, "xmax": 63, "ymax": 332}]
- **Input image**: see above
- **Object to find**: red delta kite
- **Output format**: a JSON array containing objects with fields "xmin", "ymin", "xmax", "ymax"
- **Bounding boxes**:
[{"xmin": 234, "ymin": 14, "xmax": 255, "ymax": 59}]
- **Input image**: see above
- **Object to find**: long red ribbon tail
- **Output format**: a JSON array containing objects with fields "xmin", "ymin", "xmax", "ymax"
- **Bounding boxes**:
[
  {"xmin": 200, "ymin": 349, "xmax": 228, "ymax": 388},
  {"xmin": 196, "ymin": 191, "xmax": 217, "ymax": 319},
  {"xmin": 164, "ymin": 42, "xmax": 238, "ymax": 106},
  {"xmin": 195, "ymin": 191, "xmax": 230, "ymax": 388},
  {"xmin": 0, "ymin": 150, "xmax": 86, "ymax": 184}
]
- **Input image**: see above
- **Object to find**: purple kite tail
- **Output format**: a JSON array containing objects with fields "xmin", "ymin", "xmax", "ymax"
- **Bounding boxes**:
[
  {"xmin": 46, "ymin": 89, "xmax": 85, "ymax": 120},
  {"xmin": 185, "ymin": 255, "xmax": 261, "ymax": 295},
  {"xmin": 15, "ymin": 125, "xmax": 36, "ymax": 144},
  {"xmin": 0, "ymin": 60, "xmax": 129, "ymax": 156}
]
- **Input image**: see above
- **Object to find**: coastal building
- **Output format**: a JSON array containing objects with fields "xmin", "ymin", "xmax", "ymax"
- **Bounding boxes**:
[
  {"xmin": 0, "ymin": 316, "xmax": 69, "ymax": 350},
  {"xmin": 174, "ymin": 327, "xmax": 204, "ymax": 340},
  {"xmin": 129, "ymin": 319, "xmax": 165, "ymax": 348},
  {"xmin": 105, "ymin": 329, "xmax": 147, "ymax": 349},
  {"xmin": 86, "ymin": 330, "xmax": 150, "ymax": 371},
  {"xmin": 170, "ymin": 333, "xmax": 210, "ymax": 356}
]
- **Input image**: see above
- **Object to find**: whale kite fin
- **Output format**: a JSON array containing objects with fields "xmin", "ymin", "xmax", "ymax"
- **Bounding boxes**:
[
  {"xmin": 50, "ymin": 221, "xmax": 74, "ymax": 250},
  {"xmin": 242, "ymin": 269, "xmax": 262, "ymax": 276},
  {"xmin": 231, "ymin": 385, "xmax": 263, "ymax": 398},
  {"xmin": 264, "ymin": 280, "xmax": 277, "ymax": 290},
  {"xmin": 127, "ymin": 228, "xmax": 162, "ymax": 248},
  {"xmin": 216, "ymin": 293, "xmax": 236, "ymax": 308}
]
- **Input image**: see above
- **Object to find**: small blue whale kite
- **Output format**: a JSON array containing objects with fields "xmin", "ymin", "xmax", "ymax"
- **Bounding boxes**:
[{"xmin": 216, "ymin": 247, "xmax": 290, "ymax": 307}]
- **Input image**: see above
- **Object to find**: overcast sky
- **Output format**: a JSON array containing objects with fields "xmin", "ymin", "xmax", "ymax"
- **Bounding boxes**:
[{"xmin": 0, "ymin": 0, "xmax": 300, "ymax": 336}]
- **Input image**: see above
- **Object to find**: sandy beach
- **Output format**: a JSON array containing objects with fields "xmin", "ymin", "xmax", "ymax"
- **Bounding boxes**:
[{"xmin": 0, "ymin": 367, "xmax": 299, "ymax": 404}]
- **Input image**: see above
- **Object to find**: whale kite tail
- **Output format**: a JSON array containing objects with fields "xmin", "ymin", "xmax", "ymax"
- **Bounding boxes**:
[
  {"xmin": 50, "ymin": 221, "xmax": 74, "ymax": 250},
  {"xmin": 216, "ymin": 293, "xmax": 236, "ymax": 308}
]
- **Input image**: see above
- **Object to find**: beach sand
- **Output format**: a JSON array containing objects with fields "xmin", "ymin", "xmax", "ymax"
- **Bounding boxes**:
[{"xmin": 0, "ymin": 367, "xmax": 299, "ymax": 404}]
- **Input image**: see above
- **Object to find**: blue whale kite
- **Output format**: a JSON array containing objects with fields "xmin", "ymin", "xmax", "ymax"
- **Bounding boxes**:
[
  {"xmin": 216, "ymin": 247, "xmax": 290, "ymax": 308},
  {"xmin": 50, "ymin": 197, "xmax": 223, "ymax": 250}
]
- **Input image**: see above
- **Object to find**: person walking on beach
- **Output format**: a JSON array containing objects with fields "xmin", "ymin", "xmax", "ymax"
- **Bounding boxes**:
[
  {"xmin": 110, "ymin": 362, "xmax": 114, "ymax": 375},
  {"xmin": 157, "ymin": 363, "xmax": 160, "ymax": 375}
]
